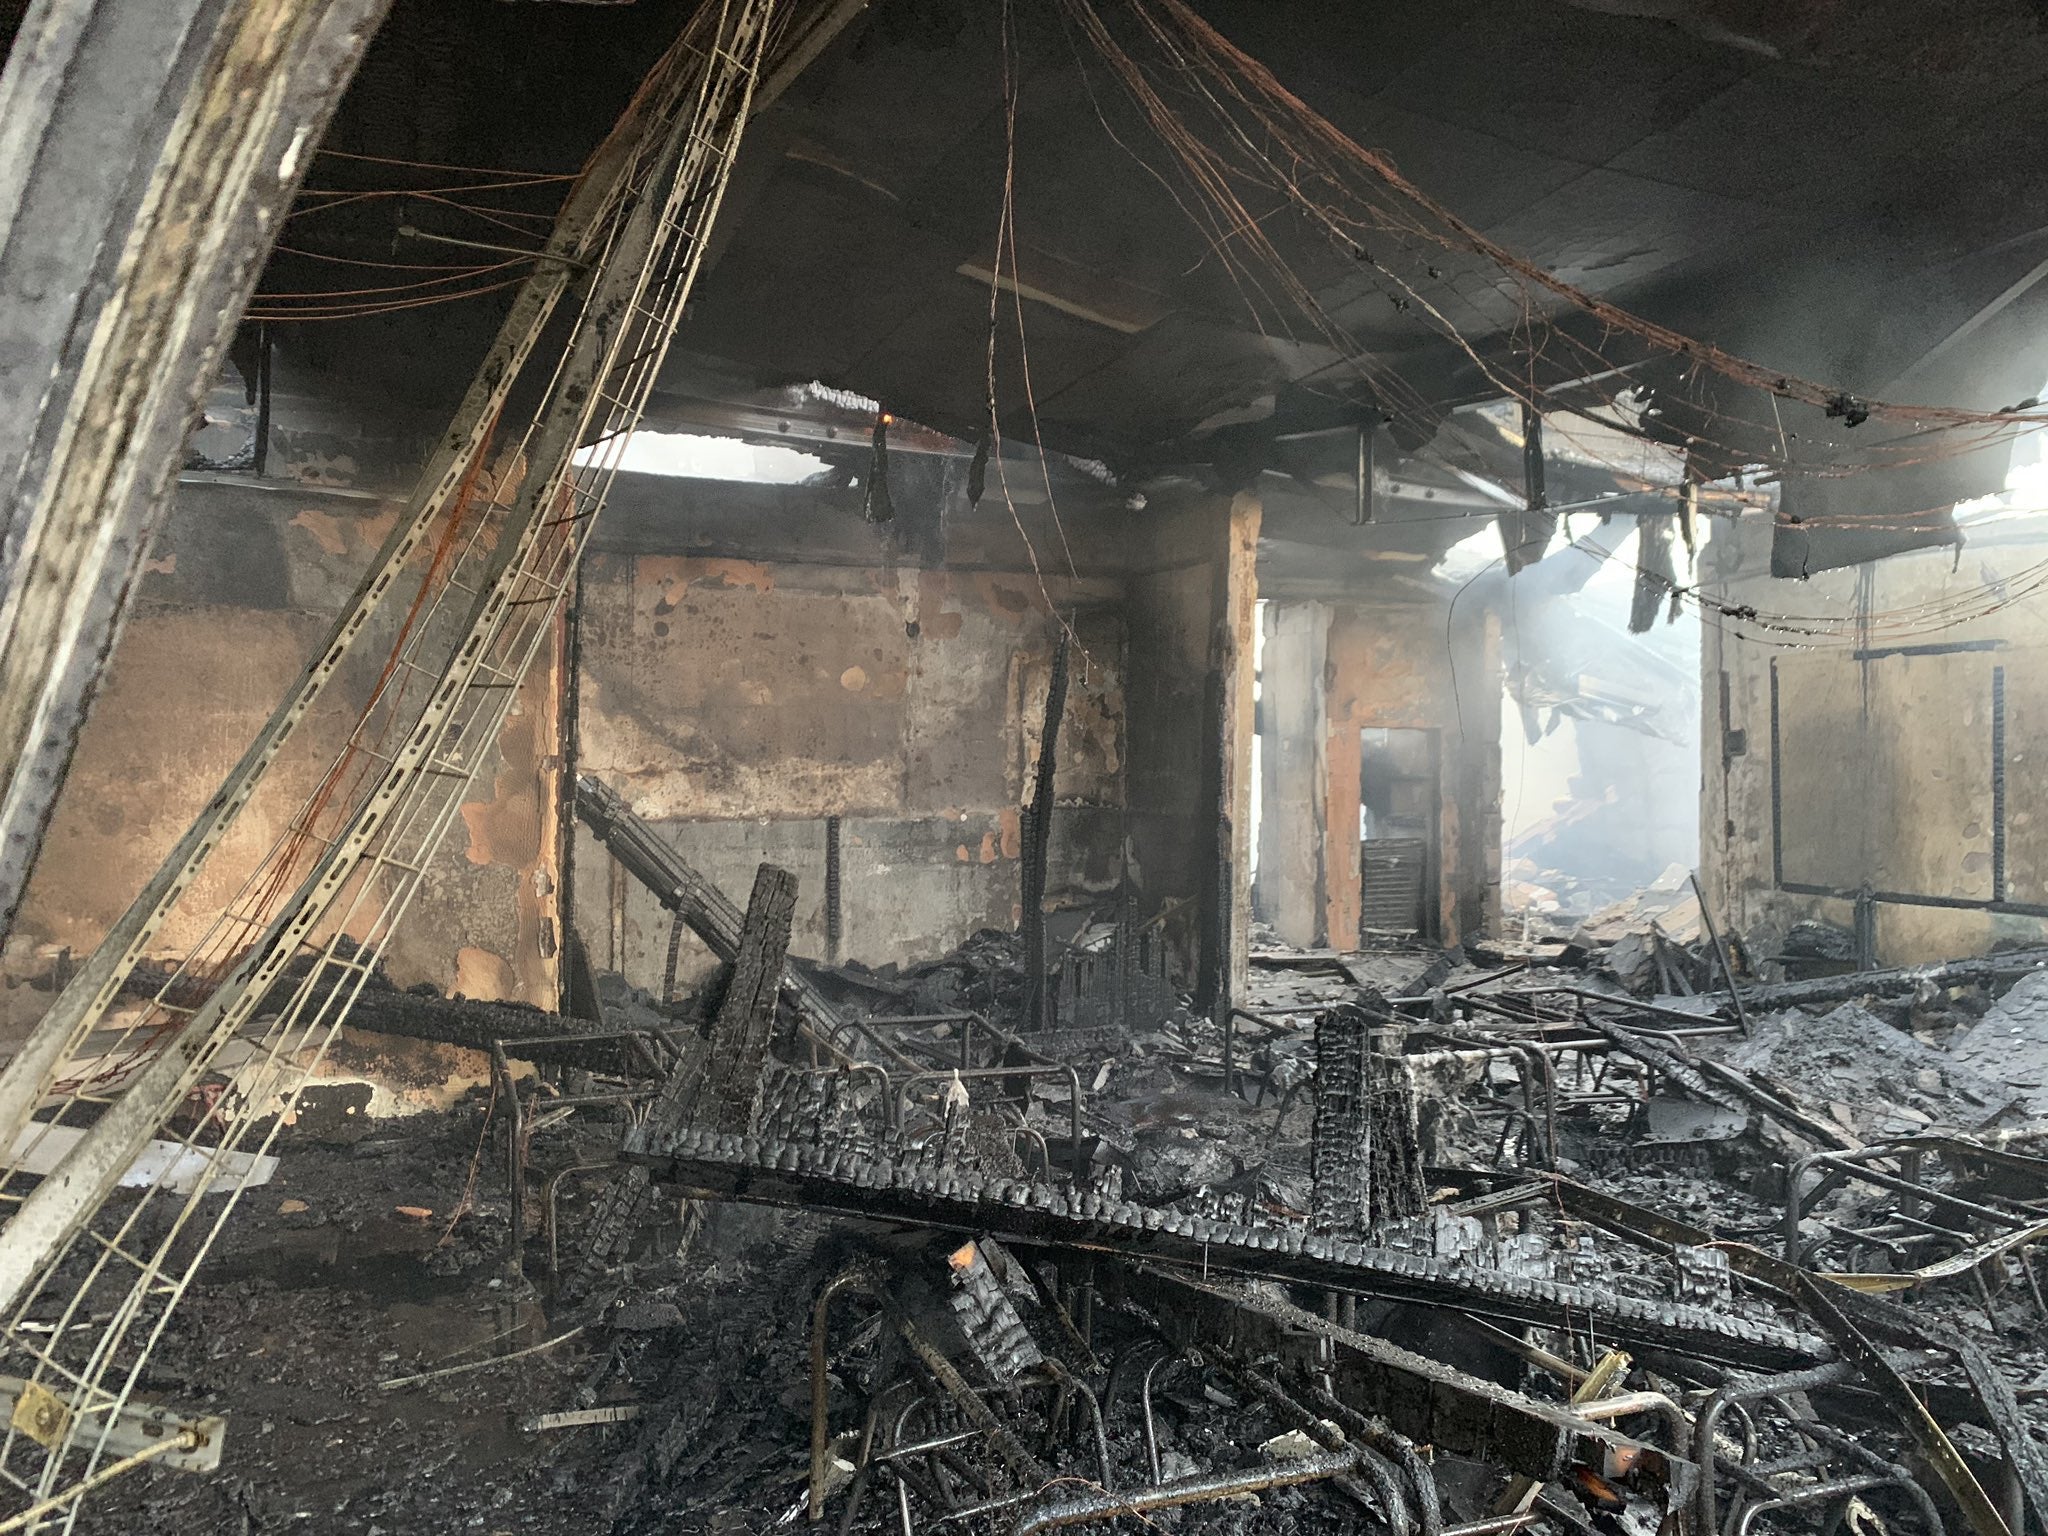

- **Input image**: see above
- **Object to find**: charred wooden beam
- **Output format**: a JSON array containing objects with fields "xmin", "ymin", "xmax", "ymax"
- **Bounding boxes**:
[
  {"xmin": 630, "ymin": 1127, "xmax": 1827, "ymax": 1370},
  {"xmin": 1735, "ymin": 947, "xmax": 2048, "ymax": 1012},
  {"xmin": 701, "ymin": 862, "xmax": 796, "ymax": 1131},
  {"xmin": 1020, "ymin": 628, "xmax": 1068, "ymax": 1031},
  {"xmin": 575, "ymin": 774, "xmax": 844, "ymax": 1044},
  {"xmin": 580, "ymin": 862, "xmax": 800, "ymax": 1268},
  {"xmin": 124, "ymin": 960, "xmax": 658, "ymax": 1073},
  {"xmin": 337, "ymin": 988, "xmax": 660, "ymax": 1074},
  {"xmin": 1311, "ymin": 997, "xmax": 1424, "ymax": 1238}
]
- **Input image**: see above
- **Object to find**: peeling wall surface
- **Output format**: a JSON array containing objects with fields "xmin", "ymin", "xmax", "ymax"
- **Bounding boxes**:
[
  {"xmin": 1702, "ymin": 512, "xmax": 2048, "ymax": 965},
  {"xmin": 5, "ymin": 477, "xmax": 563, "ymax": 1038},
  {"xmin": 574, "ymin": 474, "xmax": 1131, "ymax": 994},
  {"xmin": 1320, "ymin": 599, "xmax": 1502, "ymax": 948}
]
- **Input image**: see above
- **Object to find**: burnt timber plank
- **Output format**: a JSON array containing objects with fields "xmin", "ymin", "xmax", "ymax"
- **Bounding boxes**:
[
  {"xmin": 701, "ymin": 863, "xmax": 796, "ymax": 1133},
  {"xmin": 628, "ymin": 1127, "xmax": 1828, "ymax": 1370},
  {"xmin": 127, "ymin": 960, "xmax": 656, "ymax": 1073},
  {"xmin": 1020, "ymin": 629, "xmax": 1068, "ymax": 1030},
  {"xmin": 1735, "ymin": 946, "xmax": 2048, "ymax": 1011},
  {"xmin": 582, "ymin": 864, "xmax": 798, "ymax": 1266},
  {"xmin": 576, "ymin": 774, "xmax": 843, "ymax": 1043}
]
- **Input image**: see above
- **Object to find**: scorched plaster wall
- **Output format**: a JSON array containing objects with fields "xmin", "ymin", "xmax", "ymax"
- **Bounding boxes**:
[
  {"xmin": 5, "ymin": 476, "xmax": 565, "ymax": 1033},
  {"xmin": 1701, "ymin": 510, "xmax": 2048, "ymax": 965},
  {"xmin": 570, "ymin": 470, "xmax": 1132, "ymax": 997}
]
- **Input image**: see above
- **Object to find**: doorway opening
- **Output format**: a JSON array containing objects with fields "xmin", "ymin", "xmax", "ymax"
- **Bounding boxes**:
[{"xmin": 1359, "ymin": 726, "xmax": 1439, "ymax": 942}]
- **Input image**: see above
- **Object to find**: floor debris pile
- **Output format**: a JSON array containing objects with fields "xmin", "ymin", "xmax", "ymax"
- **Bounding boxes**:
[{"xmin": 66, "ymin": 851, "xmax": 2048, "ymax": 1536}]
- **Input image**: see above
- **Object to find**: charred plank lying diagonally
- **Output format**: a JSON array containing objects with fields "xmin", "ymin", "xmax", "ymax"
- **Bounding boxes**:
[{"xmin": 575, "ymin": 774, "xmax": 844, "ymax": 1048}]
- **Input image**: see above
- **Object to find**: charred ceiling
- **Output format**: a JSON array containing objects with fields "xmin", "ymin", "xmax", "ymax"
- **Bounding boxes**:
[
  {"xmin": 172, "ymin": 0, "xmax": 2048, "ymax": 597},
  {"xmin": 212, "ymin": 2, "xmax": 2045, "ymax": 450}
]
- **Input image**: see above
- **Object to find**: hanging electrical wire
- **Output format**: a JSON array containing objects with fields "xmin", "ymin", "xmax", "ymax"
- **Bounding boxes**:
[
  {"xmin": 314, "ymin": 147, "xmax": 578, "ymax": 179},
  {"xmin": 254, "ymin": 143, "xmax": 574, "ymax": 320},
  {"xmin": 1054, "ymin": 0, "xmax": 2048, "ymax": 506},
  {"xmin": 1036, "ymin": 0, "xmax": 2048, "ymax": 654},
  {"xmin": 978, "ymin": 0, "xmax": 1084, "ymax": 649},
  {"xmin": 0, "ymin": 1, "xmax": 784, "ymax": 1524},
  {"xmin": 1539, "ymin": 517, "xmax": 2048, "ymax": 653}
]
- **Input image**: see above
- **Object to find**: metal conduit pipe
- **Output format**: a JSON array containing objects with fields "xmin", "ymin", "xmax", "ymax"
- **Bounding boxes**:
[
  {"xmin": 893, "ymin": 1065, "xmax": 1087, "ymax": 1180},
  {"xmin": 892, "ymin": 1472, "xmax": 915, "ymax": 1536},
  {"xmin": 1575, "ymin": 1389, "xmax": 1694, "ymax": 1453},
  {"xmin": 1785, "ymin": 1148, "xmax": 2029, "ymax": 1264},
  {"xmin": 1035, "ymin": 1361, "xmax": 1112, "ymax": 1492},
  {"xmin": 1728, "ymin": 1474, "xmax": 1900, "ymax": 1536},
  {"xmin": 852, "ymin": 1012, "xmax": 987, "ymax": 1072},
  {"xmin": 875, "ymin": 1430, "xmax": 982, "ymax": 1464},
  {"xmin": 1299, "ymin": 1380, "xmax": 1443, "ymax": 1536},
  {"xmin": 542, "ymin": 1159, "xmax": 622, "ymax": 1281},
  {"xmin": 832, "ymin": 1382, "xmax": 916, "ymax": 1536},
  {"xmin": 1235, "ymin": 1364, "xmax": 1430, "ymax": 1533},
  {"xmin": 1139, "ymin": 1348, "xmax": 1175, "ymax": 1486},
  {"xmin": 1693, "ymin": 1362, "xmax": 1859, "ymax": 1536},
  {"xmin": 1008, "ymin": 1448, "xmax": 1362, "ymax": 1535},
  {"xmin": 1723, "ymin": 1400, "xmax": 1760, "ymax": 1470},
  {"xmin": 1568, "ymin": 1389, "xmax": 1698, "ymax": 1507},
  {"xmin": 1775, "ymin": 1409, "xmax": 1947, "ymax": 1536},
  {"xmin": 1439, "ymin": 1030, "xmax": 1557, "ymax": 1168},
  {"xmin": 809, "ymin": 1265, "xmax": 884, "ymax": 1522},
  {"xmin": 1355, "ymin": 1442, "xmax": 1421, "ymax": 1536}
]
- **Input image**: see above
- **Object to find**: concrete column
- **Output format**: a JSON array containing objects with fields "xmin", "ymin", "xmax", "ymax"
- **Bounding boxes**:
[
  {"xmin": 1219, "ymin": 491, "xmax": 1262, "ymax": 1003},
  {"xmin": 1122, "ymin": 487, "xmax": 1258, "ymax": 1003},
  {"xmin": 1256, "ymin": 599, "xmax": 1330, "ymax": 947}
]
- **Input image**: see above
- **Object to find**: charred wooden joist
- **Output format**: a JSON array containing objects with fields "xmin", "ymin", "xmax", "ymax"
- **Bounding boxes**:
[
  {"xmin": 1734, "ymin": 946, "xmax": 2048, "ymax": 1011},
  {"xmin": 579, "ymin": 864, "xmax": 799, "ymax": 1268},
  {"xmin": 1020, "ymin": 628, "xmax": 1069, "ymax": 1031},
  {"xmin": 627, "ymin": 1127, "xmax": 1828, "ymax": 1369},
  {"xmin": 699, "ymin": 863, "xmax": 797, "ymax": 1130},
  {"xmin": 128, "ymin": 958, "xmax": 656, "ymax": 1073},
  {"xmin": 575, "ymin": 774, "xmax": 844, "ymax": 1042},
  {"xmin": 337, "ymin": 988, "xmax": 656, "ymax": 1073}
]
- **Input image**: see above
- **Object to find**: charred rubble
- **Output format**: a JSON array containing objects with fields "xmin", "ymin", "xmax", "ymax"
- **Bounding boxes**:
[
  {"xmin": 178, "ymin": 783, "xmax": 2042, "ymax": 1536},
  {"xmin": 11, "ymin": 3, "xmax": 2048, "ymax": 1533}
]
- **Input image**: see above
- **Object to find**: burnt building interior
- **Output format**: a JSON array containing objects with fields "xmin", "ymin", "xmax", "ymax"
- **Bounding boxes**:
[{"xmin": 4, "ymin": 0, "xmax": 2048, "ymax": 1532}]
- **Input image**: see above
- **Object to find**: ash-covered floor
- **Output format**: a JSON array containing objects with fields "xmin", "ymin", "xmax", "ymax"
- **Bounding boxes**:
[{"xmin": 66, "ymin": 925, "xmax": 2048, "ymax": 1536}]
